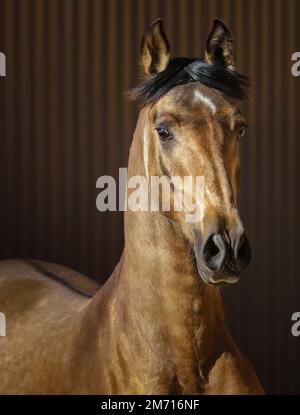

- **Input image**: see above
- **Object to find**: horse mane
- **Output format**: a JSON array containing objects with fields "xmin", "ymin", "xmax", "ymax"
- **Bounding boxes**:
[{"xmin": 129, "ymin": 58, "xmax": 249, "ymax": 106}]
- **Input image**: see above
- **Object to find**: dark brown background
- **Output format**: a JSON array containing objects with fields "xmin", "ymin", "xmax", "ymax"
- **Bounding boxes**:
[{"xmin": 0, "ymin": 0, "xmax": 299, "ymax": 394}]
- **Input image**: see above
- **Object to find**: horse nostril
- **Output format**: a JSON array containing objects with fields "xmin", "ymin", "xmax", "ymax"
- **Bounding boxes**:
[
  {"xmin": 202, "ymin": 234, "xmax": 226, "ymax": 271},
  {"xmin": 236, "ymin": 233, "xmax": 251, "ymax": 269}
]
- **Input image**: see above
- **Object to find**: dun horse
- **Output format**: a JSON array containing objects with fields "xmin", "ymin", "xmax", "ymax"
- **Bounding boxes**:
[{"xmin": 0, "ymin": 19, "xmax": 263, "ymax": 394}]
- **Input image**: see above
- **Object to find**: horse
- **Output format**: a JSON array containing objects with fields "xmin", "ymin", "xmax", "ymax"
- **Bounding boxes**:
[{"xmin": 0, "ymin": 18, "xmax": 264, "ymax": 394}]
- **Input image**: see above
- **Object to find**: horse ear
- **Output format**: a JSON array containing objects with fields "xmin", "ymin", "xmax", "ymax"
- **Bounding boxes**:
[
  {"xmin": 140, "ymin": 19, "xmax": 170, "ymax": 76},
  {"xmin": 205, "ymin": 19, "xmax": 235, "ymax": 71}
]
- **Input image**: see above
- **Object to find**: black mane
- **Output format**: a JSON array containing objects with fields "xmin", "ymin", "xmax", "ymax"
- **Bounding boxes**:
[{"xmin": 129, "ymin": 58, "xmax": 249, "ymax": 106}]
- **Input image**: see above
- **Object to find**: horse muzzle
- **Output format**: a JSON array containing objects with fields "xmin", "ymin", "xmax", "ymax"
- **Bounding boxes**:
[{"xmin": 194, "ymin": 230, "xmax": 252, "ymax": 285}]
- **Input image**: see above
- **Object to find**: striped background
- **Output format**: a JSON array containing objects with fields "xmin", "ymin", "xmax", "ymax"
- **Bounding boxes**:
[{"xmin": 0, "ymin": 0, "xmax": 299, "ymax": 394}]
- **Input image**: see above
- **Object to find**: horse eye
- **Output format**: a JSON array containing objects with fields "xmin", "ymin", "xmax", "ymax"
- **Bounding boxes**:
[
  {"xmin": 238, "ymin": 125, "xmax": 247, "ymax": 139},
  {"xmin": 155, "ymin": 126, "xmax": 173, "ymax": 142}
]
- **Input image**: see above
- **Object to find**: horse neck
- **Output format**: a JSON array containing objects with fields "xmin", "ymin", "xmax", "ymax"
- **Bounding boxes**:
[{"xmin": 120, "ymin": 209, "xmax": 225, "ymax": 343}]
